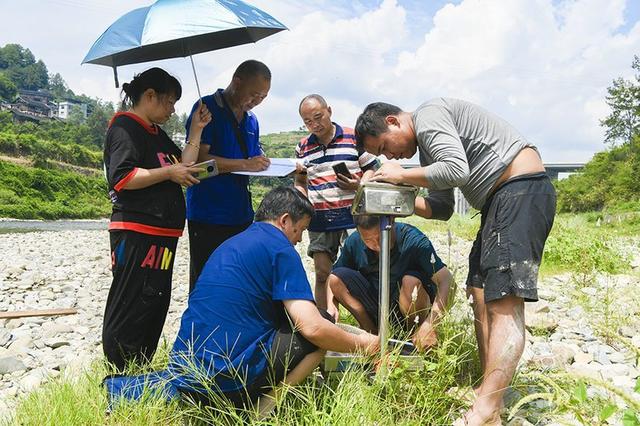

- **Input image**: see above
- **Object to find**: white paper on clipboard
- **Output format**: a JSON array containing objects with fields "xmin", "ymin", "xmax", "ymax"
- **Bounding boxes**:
[{"xmin": 231, "ymin": 158, "xmax": 299, "ymax": 177}]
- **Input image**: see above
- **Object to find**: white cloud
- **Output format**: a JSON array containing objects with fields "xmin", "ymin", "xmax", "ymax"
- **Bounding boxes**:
[
  {"xmin": 1, "ymin": 0, "xmax": 638, "ymax": 162},
  {"xmin": 385, "ymin": 0, "xmax": 640, "ymax": 161}
]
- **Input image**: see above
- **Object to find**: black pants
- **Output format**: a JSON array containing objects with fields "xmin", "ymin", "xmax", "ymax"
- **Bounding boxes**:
[
  {"xmin": 187, "ymin": 220, "xmax": 251, "ymax": 292},
  {"xmin": 332, "ymin": 267, "xmax": 436, "ymax": 329},
  {"xmin": 103, "ymin": 231, "xmax": 178, "ymax": 371},
  {"xmin": 182, "ymin": 310, "xmax": 334, "ymax": 410}
]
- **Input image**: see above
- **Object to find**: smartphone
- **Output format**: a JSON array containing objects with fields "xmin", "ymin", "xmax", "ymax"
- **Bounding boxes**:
[
  {"xmin": 332, "ymin": 162, "xmax": 352, "ymax": 179},
  {"xmin": 192, "ymin": 159, "xmax": 218, "ymax": 180}
]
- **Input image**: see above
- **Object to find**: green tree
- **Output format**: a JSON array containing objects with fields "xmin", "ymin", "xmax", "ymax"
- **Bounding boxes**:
[
  {"xmin": 0, "ymin": 44, "xmax": 35, "ymax": 69},
  {"xmin": 85, "ymin": 100, "xmax": 115, "ymax": 147},
  {"xmin": 0, "ymin": 73, "xmax": 17, "ymax": 101},
  {"xmin": 161, "ymin": 112, "xmax": 187, "ymax": 138},
  {"xmin": 48, "ymin": 72, "xmax": 72, "ymax": 100},
  {"xmin": 600, "ymin": 55, "xmax": 640, "ymax": 145},
  {"xmin": 0, "ymin": 44, "xmax": 48, "ymax": 90},
  {"xmin": 67, "ymin": 105, "xmax": 86, "ymax": 126}
]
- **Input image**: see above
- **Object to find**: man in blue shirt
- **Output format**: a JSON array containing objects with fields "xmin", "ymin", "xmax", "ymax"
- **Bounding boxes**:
[
  {"xmin": 170, "ymin": 187, "xmax": 379, "ymax": 415},
  {"xmin": 185, "ymin": 60, "xmax": 272, "ymax": 291},
  {"xmin": 327, "ymin": 215, "xmax": 454, "ymax": 351}
]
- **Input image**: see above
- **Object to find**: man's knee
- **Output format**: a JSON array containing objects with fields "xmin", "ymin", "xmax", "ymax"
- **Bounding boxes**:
[
  {"xmin": 486, "ymin": 294, "xmax": 524, "ymax": 317},
  {"xmin": 327, "ymin": 274, "xmax": 346, "ymax": 298},
  {"xmin": 399, "ymin": 275, "xmax": 428, "ymax": 313}
]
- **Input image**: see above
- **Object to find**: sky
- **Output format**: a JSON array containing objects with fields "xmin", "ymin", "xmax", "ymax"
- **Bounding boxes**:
[{"xmin": 1, "ymin": 0, "xmax": 639, "ymax": 162}]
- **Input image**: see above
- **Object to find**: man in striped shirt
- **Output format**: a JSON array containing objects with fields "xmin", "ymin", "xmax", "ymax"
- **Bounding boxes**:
[{"xmin": 294, "ymin": 94, "xmax": 378, "ymax": 317}]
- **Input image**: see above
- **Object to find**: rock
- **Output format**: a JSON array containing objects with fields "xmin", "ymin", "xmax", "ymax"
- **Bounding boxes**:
[
  {"xmin": 580, "ymin": 287, "xmax": 597, "ymax": 296},
  {"xmin": 566, "ymin": 306, "xmax": 585, "ymax": 320},
  {"xmin": 612, "ymin": 375, "xmax": 636, "ymax": 390},
  {"xmin": 528, "ymin": 300, "xmax": 551, "ymax": 314},
  {"xmin": 525, "ymin": 313, "xmax": 559, "ymax": 333},
  {"xmin": 631, "ymin": 335, "xmax": 640, "ymax": 348},
  {"xmin": 529, "ymin": 342, "xmax": 574, "ymax": 369},
  {"xmin": 619, "ymin": 325, "xmax": 637, "ymax": 338},
  {"xmin": 0, "ymin": 329, "xmax": 11, "ymax": 347},
  {"xmin": 574, "ymin": 352, "xmax": 593, "ymax": 364},
  {"xmin": 549, "ymin": 332, "xmax": 564, "ymax": 341},
  {"xmin": 19, "ymin": 371, "xmax": 42, "ymax": 392},
  {"xmin": 0, "ymin": 356, "xmax": 27, "ymax": 374},
  {"xmin": 44, "ymin": 339, "xmax": 70, "ymax": 349},
  {"xmin": 569, "ymin": 362, "xmax": 602, "ymax": 380},
  {"xmin": 3, "ymin": 385, "xmax": 18, "ymax": 398},
  {"xmin": 507, "ymin": 417, "xmax": 534, "ymax": 426},
  {"xmin": 601, "ymin": 364, "xmax": 630, "ymax": 379},
  {"xmin": 593, "ymin": 350, "xmax": 611, "ymax": 365},
  {"xmin": 5, "ymin": 319, "xmax": 24, "ymax": 329},
  {"xmin": 609, "ymin": 351, "xmax": 627, "ymax": 364},
  {"xmin": 8, "ymin": 337, "xmax": 32, "ymax": 353}
]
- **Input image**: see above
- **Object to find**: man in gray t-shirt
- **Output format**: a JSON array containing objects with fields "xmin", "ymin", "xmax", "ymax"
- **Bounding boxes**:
[{"xmin": 355, "ymin": 98, "xmax": 556, "ymax": 426}]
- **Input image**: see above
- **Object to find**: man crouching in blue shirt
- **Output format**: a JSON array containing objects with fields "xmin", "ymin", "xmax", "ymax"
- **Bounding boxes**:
[
  {"xmin": 327, "ymin": 215, "xmax": 455, "ymax": 351},
  {"xmin": 170, "ymin": 187, "xmax": 379, "ymax": 417}
]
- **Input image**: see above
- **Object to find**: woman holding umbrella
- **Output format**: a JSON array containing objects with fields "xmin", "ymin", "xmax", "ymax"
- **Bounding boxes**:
[{"xmin": 102, "ymin": 67, "xmax": 211, "ymax": 371}]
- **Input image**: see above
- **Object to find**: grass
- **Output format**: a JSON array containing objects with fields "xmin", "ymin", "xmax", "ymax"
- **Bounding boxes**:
[
  {"xmin": 0, "ymin": 160, "xmax": 110, "ymax": 219},
  {"xmin": 6, "ymin": 311, "xmax": 480, "ymax": 426}
]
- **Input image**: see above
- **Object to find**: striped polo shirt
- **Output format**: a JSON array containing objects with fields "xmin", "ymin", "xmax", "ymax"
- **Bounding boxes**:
[{"xmin": 296, "ymin": 123, "xmax": 378, "ymax": 232}]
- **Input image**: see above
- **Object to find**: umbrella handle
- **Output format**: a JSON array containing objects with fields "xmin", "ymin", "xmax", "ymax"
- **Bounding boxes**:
[
  {"xmin": 113, "ymin": 66, "xmax": 120, "ymax": 88},
  {"xmin": 189, "ymin": 55, "xmax": 202, "ymax": 100}
]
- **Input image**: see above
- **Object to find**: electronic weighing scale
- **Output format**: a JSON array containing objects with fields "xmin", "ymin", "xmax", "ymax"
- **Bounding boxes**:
[{"xmin": 322, "ymin": 182, "xmax": 424, "ymax": 376}]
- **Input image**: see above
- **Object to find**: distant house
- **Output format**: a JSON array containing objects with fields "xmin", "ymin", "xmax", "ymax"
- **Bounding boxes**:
[
  {"xmin": 57, "ymin": 100, "xmax": 88, "ymax": 120},
  {"xmin": 0, "ymin": 90, "xmax": 90, "ymax": 123},
  {"xmin": 0, "ymin": 89, "xmax": 57, "ymax": 123}
]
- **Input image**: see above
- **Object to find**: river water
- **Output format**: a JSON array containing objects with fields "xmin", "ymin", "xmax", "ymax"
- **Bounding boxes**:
[{"xmin": 0, "ymin": 219, "xmax": 107, "ymax": 233}]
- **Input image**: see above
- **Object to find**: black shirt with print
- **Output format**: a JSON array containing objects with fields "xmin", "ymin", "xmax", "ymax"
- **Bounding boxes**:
[{"xmin": 104, "ymin": 113, "xmax": 185, "ymax": 233}]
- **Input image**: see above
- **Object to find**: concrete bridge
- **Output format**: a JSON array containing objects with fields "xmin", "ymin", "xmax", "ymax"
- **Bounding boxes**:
[{"xmin": 543, "ymin": 162, "xmax": 586, "ymax": 180}]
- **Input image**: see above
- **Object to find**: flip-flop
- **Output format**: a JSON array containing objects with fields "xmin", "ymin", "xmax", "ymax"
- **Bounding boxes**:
[{"xmin": 452, "ymin": 410, "xmax": 502, "ymax": 426}]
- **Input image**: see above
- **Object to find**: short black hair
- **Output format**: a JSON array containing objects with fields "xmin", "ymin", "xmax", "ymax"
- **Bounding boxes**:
[
  {"xmin": 233, "ymin": 60, "xmax": 271, "ymax": 81},
  {"xmin": 255, "ymin": 187, "xmax": 314, "ymax": 223},
  {"xmin": 299, "ymin": 94, "xmax": 328, "ymax": 114},
  {"xmin": 353, "ymin": 214, "xmax": 380, "ymax": 230},
  {"xmin": 121, "ymin": 67, "xmax": 181, "ymax": 109},
  {"xmin": 354, "ymin": 102, "xmax": 403, "ymax": 149}
]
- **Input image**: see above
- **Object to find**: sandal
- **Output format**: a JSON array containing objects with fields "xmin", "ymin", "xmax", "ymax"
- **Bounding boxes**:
[{"xmin": 452, "ymin": 410, "xmax": 502, "ymax": 426}]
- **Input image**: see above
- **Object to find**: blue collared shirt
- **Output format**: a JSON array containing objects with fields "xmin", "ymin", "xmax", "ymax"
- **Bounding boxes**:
[
  {"xmin": 169, "ymin": 222, "xmax": 314, "ymax": 392},
  {"xmin": 185, "ymin": 89, "xmax": 261, "ymax": 225}
]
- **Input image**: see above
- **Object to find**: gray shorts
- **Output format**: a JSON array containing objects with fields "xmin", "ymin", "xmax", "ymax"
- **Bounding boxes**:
[{"xmin": 307, "ymin": 229, "xmax": 354, "ymax": 261}]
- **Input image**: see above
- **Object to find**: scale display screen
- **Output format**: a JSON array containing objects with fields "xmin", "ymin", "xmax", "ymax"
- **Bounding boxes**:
[{"xmin": 352, "ymin": 182, "xmax": 418, "ymax": 217}]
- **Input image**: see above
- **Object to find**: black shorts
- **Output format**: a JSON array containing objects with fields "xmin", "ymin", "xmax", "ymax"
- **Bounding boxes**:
[
  {"xmin": 182, "ymin": 310, "xmax": 334, "ymax": 410},
  {"xmin": 332, "ymin": 267, "xmax": 436, "ymax": 328},
  {"xmin": 467, "ymin": 173, "xmax": 556, "ymax": 303}
]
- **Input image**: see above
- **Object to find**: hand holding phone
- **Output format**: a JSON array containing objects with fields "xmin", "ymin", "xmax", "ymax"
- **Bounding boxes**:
[
  {"xmin": 191, "ymin": 159, "xmax": 218, "ymax": 180},
  {"xmin": 332, "ymin": 162, "xmax": 352, "ymax": 179}
]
